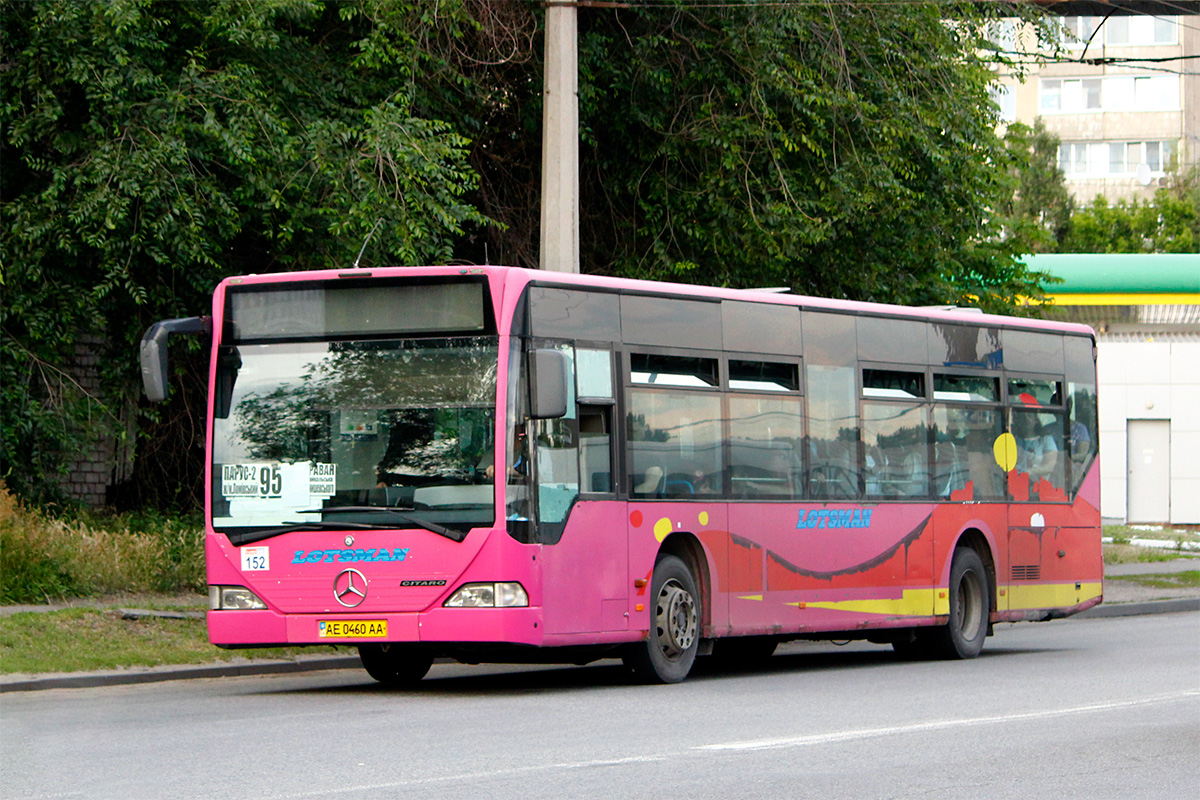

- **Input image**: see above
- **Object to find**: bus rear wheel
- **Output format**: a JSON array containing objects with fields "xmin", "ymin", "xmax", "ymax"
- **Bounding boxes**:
[
  {"xmin": 931, "ymin": 547, "xmax": 989, "ymax": 659},
  {"xmin": 359, "ymin": 643, "xmax": 434, "ymax": 686},
  {"xmin": 625, "ymin": 555, "xmax": 700, "ymax": 683}
]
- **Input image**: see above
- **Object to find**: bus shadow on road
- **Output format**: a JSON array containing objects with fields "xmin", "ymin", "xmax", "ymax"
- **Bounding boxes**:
[{"xmin": 265, "ymin": 639, "xmax": 1057, "ymax": 697}]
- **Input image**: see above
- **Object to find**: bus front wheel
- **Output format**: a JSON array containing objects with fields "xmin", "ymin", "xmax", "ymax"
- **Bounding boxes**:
[
  {"xmin": 625, "ymin": 555, "xmax": 701, "ymax": 683},
  {"xmin": 359, "ymin": 643, "xmax": 434, "ymax": 686}
]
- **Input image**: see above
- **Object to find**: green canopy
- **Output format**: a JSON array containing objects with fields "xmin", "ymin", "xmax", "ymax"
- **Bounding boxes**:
[{"xmin": 1022, "ymin": 254, "xmax": 1200, "ymax": 295}]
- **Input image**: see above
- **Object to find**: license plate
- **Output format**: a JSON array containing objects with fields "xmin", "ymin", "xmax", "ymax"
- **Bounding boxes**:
[{"xmin": 319, "ymin": 620, "xmax": 387, "ymax": 638}]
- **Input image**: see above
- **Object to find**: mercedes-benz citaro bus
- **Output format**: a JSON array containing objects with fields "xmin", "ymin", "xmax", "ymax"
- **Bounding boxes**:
[{"xmin": 140, "ymin": 266, "xmax": 1101, "ymax": 684}]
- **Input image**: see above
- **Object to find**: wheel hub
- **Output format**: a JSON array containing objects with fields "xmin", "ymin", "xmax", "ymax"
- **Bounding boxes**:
[{"xmin": 655, "ymin": 579, "xmax": 697, "ymax": 659}]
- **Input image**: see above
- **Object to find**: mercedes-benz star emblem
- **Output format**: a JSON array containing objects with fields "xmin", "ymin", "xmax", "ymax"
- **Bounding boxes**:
[{"xmin": 333, "ymin": 568, "xmax": 368, "ymax": 608}]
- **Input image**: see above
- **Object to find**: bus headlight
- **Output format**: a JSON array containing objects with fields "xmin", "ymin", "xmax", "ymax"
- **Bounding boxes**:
[
  {"xmin": 444, "ymin": 582, "xmax": 529, "ymax": 608},
  {"xmin": 209, "ymin": 585, "xmax": 268, "ymax": 610}
]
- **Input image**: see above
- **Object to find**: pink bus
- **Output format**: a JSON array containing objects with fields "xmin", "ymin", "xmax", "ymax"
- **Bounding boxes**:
[{"xmin": 141, "ymin": 266, "xmax": 1102, "ymax": 683}]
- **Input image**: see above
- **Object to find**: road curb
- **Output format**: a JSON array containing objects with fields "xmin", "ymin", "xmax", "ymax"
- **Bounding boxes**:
[
  {"xmin": 1074, "ymin": 597, "xmax": 1200, "ymax": 619},
  {"xmin": 4, "ymin": 599, "xmax": 1196, "ymax": 693},
  {"xmin": 0, "ymin": 655, "xmax": 362, "ymax": 694}
]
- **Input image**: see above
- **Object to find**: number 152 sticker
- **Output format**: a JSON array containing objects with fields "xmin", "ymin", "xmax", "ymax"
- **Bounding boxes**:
[{"xmin": 241, "ymin": 546, "xmax": 270, "ymax": 572}]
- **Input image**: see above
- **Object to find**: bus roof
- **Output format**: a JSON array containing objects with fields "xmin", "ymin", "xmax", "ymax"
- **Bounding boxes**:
[{"xmin": 217, "ymin": 265, "xmax": 1097, "ymax": 338}]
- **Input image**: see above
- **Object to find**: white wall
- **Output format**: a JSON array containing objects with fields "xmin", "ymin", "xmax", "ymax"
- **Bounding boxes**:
[{"xmin": 1097, "ymin": 340, "xmax": 1200, "ymax": 524}]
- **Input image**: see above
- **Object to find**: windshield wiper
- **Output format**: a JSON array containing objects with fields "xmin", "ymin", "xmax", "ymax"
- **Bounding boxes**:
[
  {"xmin": 227, "ymin": 520, "xmax": 386, "ymax": 546},
  {"xmin": 296, "ymin": 506, "xmax": 468, "ymax": 543}
]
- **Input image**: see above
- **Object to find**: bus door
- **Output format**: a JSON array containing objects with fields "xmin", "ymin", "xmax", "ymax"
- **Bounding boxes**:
[{"xmin": 537, "ymin": 344, "xmax": 629, "ymax": 635}]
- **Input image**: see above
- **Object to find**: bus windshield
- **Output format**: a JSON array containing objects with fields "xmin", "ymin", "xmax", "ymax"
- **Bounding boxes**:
[{"xmin": 211, "ymin": 336, "xmax": 499, "ymax": 538}]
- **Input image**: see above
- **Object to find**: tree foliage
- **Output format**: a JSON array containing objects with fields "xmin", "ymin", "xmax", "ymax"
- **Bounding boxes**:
[
  {"xmin": 998, "ymin": 119, "xmax": 1074, "ymax": 253},
  {"xmin": 449, "ymin": 2, "xmax": 1054, "ymax": 310},
  {"xmin": 1060, "ymin": 169, "xmax": 1200, "ymax": 254},
  {"xmin": 2, "ymin": 0, "xmax": 487, "ymax": 504},
  {"xmin": 993, "ymin": 118, "xmax": 1197, "ymax": 255},
  {"xmin": 3, "ymin": 0, "xmax": 1062, "ymax": 508}
]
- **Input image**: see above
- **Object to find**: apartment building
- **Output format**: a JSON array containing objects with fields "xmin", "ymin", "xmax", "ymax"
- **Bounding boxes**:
[{"xmin": 993, "ymin": 12, "xmax": 1199, "ymax": 203}]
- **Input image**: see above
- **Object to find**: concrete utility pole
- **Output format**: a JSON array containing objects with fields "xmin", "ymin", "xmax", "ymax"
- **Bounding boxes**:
[{"xmin": 539, "ymin": 1, "xmax": 580, "ymax": 273}]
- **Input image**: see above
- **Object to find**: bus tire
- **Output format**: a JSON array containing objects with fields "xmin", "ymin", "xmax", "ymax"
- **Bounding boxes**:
[
  {"xmin": 932, "ymin": 547, "xmax": 989, "ymax": 659},
  {"xmin": 625, "ymin": 555, "xmax": 701, "ymax": 683},
  {"xmin": 358, "ymin": 643, "xmax": 434, "ymax": 686}
]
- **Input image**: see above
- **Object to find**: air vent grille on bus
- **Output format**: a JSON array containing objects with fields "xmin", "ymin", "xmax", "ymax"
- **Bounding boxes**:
[{"xmin": 1011, "ymin": 564, "xmax": 1041, "ymax": 581}]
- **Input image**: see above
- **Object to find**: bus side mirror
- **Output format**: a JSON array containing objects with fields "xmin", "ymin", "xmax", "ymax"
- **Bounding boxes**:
[
  {"xmin": 140, "ymin": 317, "xmax": 210, "ymax": 402},
  {"xmin": 529, "ymin": 348, "xmax": 568, "ymax": 419}
]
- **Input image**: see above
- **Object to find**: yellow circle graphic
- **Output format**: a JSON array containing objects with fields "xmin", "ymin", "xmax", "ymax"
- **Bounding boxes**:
[
  {"xmin": 653, "ymin": 517, "xmax": 673, "ymax": 542},
  {"xmin": 994, "ymin": 432, "xmax": 1018, "ymax": 472},
  {"xmin": 698, "ymin": 511, "xmax": 710, "ymax": 526}
]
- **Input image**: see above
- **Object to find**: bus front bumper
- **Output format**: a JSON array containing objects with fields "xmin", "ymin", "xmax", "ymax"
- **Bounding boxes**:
[{"xmin": 208, "ymin": 606, "xmax": 546, "ymax": 648}]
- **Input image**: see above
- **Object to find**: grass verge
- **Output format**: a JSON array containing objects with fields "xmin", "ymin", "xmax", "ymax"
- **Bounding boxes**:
[
  {"xmin": 1107, "ymin": 571, "xmax": 1200, "ymax": 591},
  {"xmin": 1102, "ymin": 524, "xmax": 1199, "ymax": 565},
  {"xmin": 0, "ymin": 485, "xmax": 204, "ymax": 603},
  {"xmin": 0, "ymin": 607, "xmax": 342, "ymax": 675},
  {"xmin": 1102, "ymin": 543, "xmax": 1190, "ymax": 565}
]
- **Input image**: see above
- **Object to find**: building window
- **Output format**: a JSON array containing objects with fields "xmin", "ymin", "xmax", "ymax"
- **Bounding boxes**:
[
  {"xmin": 1144, "ymin": 141, "xmax": 1174, "ymax": 173},
  {"xmin": 1134, "ymin": 76, "xmax": 1177, "ymax": 110},
  {"xmin": 1105, "ymin": 17, "xmax": 1129, "ymax": 45},
  {"xmin": 986, "ymin": 20, "xmax": 1017, "ymax": 52},
  {"xmin": 1062, "ymin": 15, "xmax": 1176, "ymax": 48},
  {"xmin": 1152, "ymin": 16, "xmax": 1177, "ymax": 44},
  {"xmin": 1040, "ymin": 79, "xmax": 1102, "ymax": 113},
  {"xmin": 1061, "ymin": 16, "xmax": 1099, "ymax": 48},
  {"xmin": 1041, "ymin": 75, "xmax": 1177, "ymax": 114},
  {"xmin": 1041, "ymin": 79, "xmax": 1061, "ymax": 112},
  {"xmin": 1060, "ymin": 140, "xmax": 1175, "ymax": 177},
  {"xmin": 1109, "ymin": 143, "xmax": 1127, "ymax": 175},
  {"xmin": 990, "ymin": 84, "xmax": 1016, "ymax": 122}
]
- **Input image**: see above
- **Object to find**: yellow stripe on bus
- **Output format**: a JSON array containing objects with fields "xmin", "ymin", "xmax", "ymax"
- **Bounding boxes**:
[
  {"xmin": 781, "ymin": 582, "xmax": 1103, "ymax": 618},
  {"xmin": 1004, "ymin": 582, "xmax": 1103, "ymax": 611},
  {"xmin": 794, "ymin": 589, "xmax": 940, "ymax": 617}
]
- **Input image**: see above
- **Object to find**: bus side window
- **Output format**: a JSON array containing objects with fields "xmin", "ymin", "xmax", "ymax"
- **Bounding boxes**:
[
  {"xmin": 933, "ymin": 405, "xmax": 1005, "ymax": 500},
  {"xmin": 576, "ymin": 349, "xmax": 615, "ymax": 494},
  {"xmin": 1009, "ymin": 407, "xmax": 1067, "ymax": 501},
  {"xmin": 1067, "ymin": 385, "xmax": 1096, "ymax": 492},
  {"xmin": 728, "ymin": 394, "xmax": 803, "ymax": 499},
  {"xmin": 534, "ymin": 343, "xmax": 579, "ymax": 526},
  {"xmin": 1064, "ymin": 336, "xmax": 1098, "ymax": 496},
  {"xmin": 578, "ymin": 405, "xmax": 612, "ymax": 493},
  {"xmin": 628, "ymin": 390, "xmax": 723, "ymax": 498},
  {"xmin": 805, "ymin": 364, "xmax": 860, "ymax": 500}
]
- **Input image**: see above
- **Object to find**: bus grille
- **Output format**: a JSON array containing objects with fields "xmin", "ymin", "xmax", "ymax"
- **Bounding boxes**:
[{"xmin": 1011, "ymin": 564, "xmax": 1041, "ymax": 581}]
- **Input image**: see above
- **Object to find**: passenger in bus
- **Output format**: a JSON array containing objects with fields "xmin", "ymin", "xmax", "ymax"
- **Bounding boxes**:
[
  {"xmin": 952, "ymin": 408, "xmax": 1005, "ymax": 500},
  {"xmin": 684, "ymin": 469, "xmax": 711, "ymax": 494},
  {"xmin": 864, "ymin": 446, "xmax": 888, "ymax": 496},
  {"xmin": 1068, "ymin": 397, "xmax": 1092, "ymax": 460},
  {"xmin": 1014, "ymin": 412, "xmax": 1059, "ymax": 482}
]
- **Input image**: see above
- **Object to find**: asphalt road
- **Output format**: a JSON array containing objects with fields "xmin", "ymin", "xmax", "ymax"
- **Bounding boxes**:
[{"xmin": 3, "ymin": 612, "xmax": 1198, "ymax": 800}]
